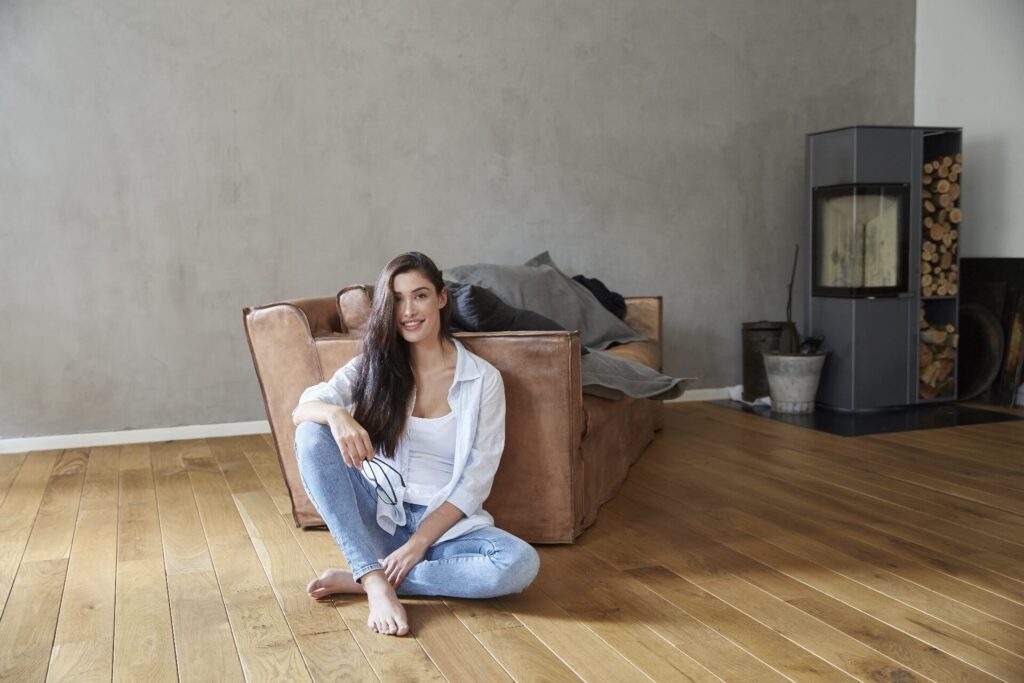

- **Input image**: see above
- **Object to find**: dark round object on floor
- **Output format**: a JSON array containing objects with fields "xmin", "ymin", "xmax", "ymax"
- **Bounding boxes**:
[{"xmin": 957, "ymin": 303, "xmax": 1004, "ymax": 400}]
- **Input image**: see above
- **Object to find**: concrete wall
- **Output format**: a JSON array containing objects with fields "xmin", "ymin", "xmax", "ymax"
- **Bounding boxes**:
[
  {"xmin": 1, "ymin": 1, "xmax": 915, "ymax": 438},
  {"xmin": 916, "ymin": 0, "xmax": 1024, "ymax": 257}
]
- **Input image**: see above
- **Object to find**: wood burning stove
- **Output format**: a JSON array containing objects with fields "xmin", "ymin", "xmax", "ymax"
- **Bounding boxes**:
[
  {"xmin": 807, "ymin": 126, "xmax": 962, "ymax": 411},
  {"xmin": 812, "ymin": 184, "xmax": 910, "ymax": 298}
]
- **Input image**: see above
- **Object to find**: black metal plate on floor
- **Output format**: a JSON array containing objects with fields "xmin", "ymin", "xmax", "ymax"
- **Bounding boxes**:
[{"xmin": 708, "ymin": 399, "xmax": 1024, "ymax": 437}]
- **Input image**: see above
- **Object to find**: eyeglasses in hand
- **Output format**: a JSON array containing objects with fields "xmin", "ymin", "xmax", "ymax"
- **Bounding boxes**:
[{"xmin": 360, "ymin": 457, "xmax": 405, "ymax": 506}]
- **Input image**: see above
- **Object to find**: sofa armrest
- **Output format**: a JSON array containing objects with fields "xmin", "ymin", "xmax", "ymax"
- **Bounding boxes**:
[
  {"xmin": 243, "ymin": 302, "xmax": 327, "ymax": 525},
  {"xmin": 286, "ymin": 296, "xmax": 346, "ymax": 337},
  {"xmin": 623, "ymin": 296, "xmax": 662, "ymax": 344},
  {"xmin": 456, "ymin": 331, "xmax": 584, "ymax": 543}
]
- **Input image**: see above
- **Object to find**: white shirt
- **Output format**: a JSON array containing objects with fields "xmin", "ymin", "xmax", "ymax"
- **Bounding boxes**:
[
  {"xmin": 405, "ymin": 412, "xmax": 457, "ymax": 504},
  {"xmin": 293, "ymin": 338, "xmax": 506, "ymax": 545}
]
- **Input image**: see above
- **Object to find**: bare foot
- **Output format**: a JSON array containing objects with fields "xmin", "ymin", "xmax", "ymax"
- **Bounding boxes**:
[
  {"xmin": 361, "ymin": 572, "xmax": 410, "ymax": 636},
  {"xmin": 306, "ymin": 568, "xmax": 365, "ymax": 600}
]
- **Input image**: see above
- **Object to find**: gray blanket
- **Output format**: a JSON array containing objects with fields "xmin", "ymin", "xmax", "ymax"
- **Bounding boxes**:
[
  {"xmin": 448, "ymin": 253, "xmax": 692, "ymax": 401},
  {"xmin": 581, "ymin": 348, "xmax": 692, "ymax": 401}
]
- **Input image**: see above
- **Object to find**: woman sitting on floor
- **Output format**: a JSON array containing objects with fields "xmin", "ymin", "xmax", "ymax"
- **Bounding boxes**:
[{"xmin": 292, "ymin": 251, "xmax": 540, "ymax": 637}]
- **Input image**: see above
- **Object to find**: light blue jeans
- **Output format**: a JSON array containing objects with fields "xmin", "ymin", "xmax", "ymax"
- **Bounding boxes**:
[{"xmin": 295, "ymin": 421, "xmax": 540, "ymax": 598}]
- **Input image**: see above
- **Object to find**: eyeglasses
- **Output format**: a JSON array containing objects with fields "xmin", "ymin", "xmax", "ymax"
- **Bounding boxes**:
[{"xmin": 361, "ymin": 457, "xmax": 406, "ymax": 506}]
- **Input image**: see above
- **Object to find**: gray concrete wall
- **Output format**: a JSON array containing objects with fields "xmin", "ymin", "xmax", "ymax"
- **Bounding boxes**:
[{"xmin": 1, "ymin": 1, "xmax": 915, "ymax": 437}]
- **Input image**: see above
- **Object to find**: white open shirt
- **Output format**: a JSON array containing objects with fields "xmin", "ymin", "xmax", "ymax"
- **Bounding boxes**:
[{"xmin": 293, "ymin": 338, "xmax": 506, "ymax": 545}]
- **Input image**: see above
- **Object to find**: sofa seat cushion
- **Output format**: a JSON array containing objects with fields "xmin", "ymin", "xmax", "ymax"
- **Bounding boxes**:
[{"xmin": 604, "ymin": 339, "xmax": 661, "ymax": 372}]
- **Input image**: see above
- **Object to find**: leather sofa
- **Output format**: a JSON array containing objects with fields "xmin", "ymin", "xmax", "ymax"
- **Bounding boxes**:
[{"xmin": 243, "ymin": 287, "xmax": 665, "ymax": 544}]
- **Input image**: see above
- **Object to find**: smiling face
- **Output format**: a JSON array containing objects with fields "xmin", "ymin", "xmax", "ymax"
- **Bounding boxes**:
[{"xmin": 392, "ymin": 269, "xmax": 448, "ymax": 346}]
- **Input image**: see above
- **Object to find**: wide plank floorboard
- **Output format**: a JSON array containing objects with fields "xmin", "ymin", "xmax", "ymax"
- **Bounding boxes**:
[{"xmin": 2, "ymin": 401, "xmax": 1022, "ymax": 681}]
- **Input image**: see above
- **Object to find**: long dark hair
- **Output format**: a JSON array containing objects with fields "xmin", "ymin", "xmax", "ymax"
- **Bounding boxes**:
[{"xmin": 351, "ymin": 252, "xmax": 454, "ymax": 459}]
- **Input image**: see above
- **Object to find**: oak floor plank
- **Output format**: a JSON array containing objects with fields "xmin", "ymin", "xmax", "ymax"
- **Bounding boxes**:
[
  {"xmin": 152, "ymin": 441, "xmax": 245, "ymax": 683},
  {"xmin": 46, "ymin": 446, "xmax": 119, "ymax": 683},
  {"xmin": 496, "ymin": 584, "xmax": 657, "ymax": 682},
  {"xmin": 472, "ymin": 624, "xmax": 585, "ymax": 682},
  {"xmin": 0, "ymin": 452, "xmax": 27, "ymax": 507},
  {"xmin": 404, "ymin": 597, "xmax": 514, "ymax": 681},
  {"xmin": 113, "ymin": 445, "xmax": 177, "ymax": 683},
  {"xmin": 0, "ymin": 450, "xmax": 86, "ymax": 682},
  {"xmin": 182, "ymin": 439, "xmax": 311, "ymax": 682},
  {"xmin": 442, "ymin": 598, "xmax": 586, "ymax": 682},
  {"xmin": 235, "ymin": 435, "xmax": 295, "ymax": 517},
  {"xmin": 0, "ymin": 450, "xmax": 59, "ymax": 616}
]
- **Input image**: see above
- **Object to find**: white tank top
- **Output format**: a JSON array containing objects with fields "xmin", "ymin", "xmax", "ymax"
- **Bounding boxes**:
[{"xmin": 404, "ymin": 411, "xmax": 457, "ymax": 504}]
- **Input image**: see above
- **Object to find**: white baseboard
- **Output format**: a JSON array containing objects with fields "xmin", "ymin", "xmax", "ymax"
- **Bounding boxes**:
[
  {"xmin": 1, "ymin": 386, "xmax": 734, "ymax": 454},
  {"xmin": 0, "ymin": 420, "xmax": 271, "ymax": 454},
  {"xmin": 666, "ymin": 387, "xmax": 730, "ymax": 402}
]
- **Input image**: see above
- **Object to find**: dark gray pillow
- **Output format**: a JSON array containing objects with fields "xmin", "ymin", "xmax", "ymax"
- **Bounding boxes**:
[
  {"xmin": 444, "ymin": 281, "xmax": 564, "ymax": 333},
  {"xmin": 447, "ymin": 252, "xmax": 646, "ymax": 349}
]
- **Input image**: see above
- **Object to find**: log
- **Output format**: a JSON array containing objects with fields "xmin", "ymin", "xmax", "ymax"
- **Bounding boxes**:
[
  {"xmin": 949, "ymin": 207, "xmax": 963, "ymax": 224},
  {"xmin": 924, "ymin": 200, "xmax": 936, "ymax": 213},
  {"xmin": 938, "ymin": 209, "xmax": 948, "ymax": 223},
  {"xmin": 921, "ymin": 361, "xmax": 942, "ymax": 386},
  {"xmin": 938, "ymin": 194, "xmax": 952, "ymax": 208},
  {"xmin": 920, "ymin": 382, "xmax": 939, "ymax": 400},
  {"xmin": 937, "ymin": 376, "xmax": 956, "ymax": 396},
  {"xmin": 921, "ymin": 261, "xmax": 932, "ymax": 274},
  {"xmin": 921, "ymin": 328, "xmax": 948, "ymax": 344},
  {"xmin": 923, "ymin": 162, "xmax": 934, "ymax": 173},
  {"xmin": 920, "ymin": 343, "xmax": 933, "ymax": 367},
  {"xmin": 935, "ymin": 359, "xmax": 954, "ymax": 383},
  {"xmin": 937, "ymin": 165, "xmax": 949, "ymax": 178},
  {"xmin": 955, "ymin": 152, "xmax": 963, "ymax": 163},
  {"xmin": 921, "ymin": 273, "xmax": 933, "ymax": 287},
  {"xmin": 941, "ymin": 252, "xmax": 953, "ymax": 269},
  {"xmin": 935, "ymin": 179, "xmax": 951, "ymax": 194}
]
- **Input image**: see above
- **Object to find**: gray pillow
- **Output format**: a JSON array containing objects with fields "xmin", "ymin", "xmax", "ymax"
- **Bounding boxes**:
[{"xmin": 447, "ymin": 252, "xmax": 646, "ymax": 349}]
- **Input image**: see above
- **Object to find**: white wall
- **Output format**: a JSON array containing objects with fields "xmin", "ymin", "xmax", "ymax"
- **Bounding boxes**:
[{"xmin": 916, "ymin": 0, "xmax": 1024, "ymax": 257}]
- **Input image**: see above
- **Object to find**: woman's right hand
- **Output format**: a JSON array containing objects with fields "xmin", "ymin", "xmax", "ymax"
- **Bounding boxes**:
[{"xmin": 327, "ymin": 408, "xmax": 375, "ymax": 469}]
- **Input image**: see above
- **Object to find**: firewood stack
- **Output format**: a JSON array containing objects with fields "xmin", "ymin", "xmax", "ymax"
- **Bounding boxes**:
[
  {"xmin": 920, "ymin": 153, "xmax": 962, "ymax": 297},
  {"xmin": 919, "ymin": 307, "xmax": 957, "ymax": 399}
]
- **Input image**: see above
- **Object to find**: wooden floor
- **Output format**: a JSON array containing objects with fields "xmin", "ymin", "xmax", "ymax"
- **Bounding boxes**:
[{"xmin": 1, "ymin": 402, "xmax": 1023, "ymax": 682}]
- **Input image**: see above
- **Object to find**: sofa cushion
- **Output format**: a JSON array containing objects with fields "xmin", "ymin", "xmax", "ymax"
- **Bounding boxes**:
[
  {"xmin": 445, "ymin": 280, "xmax": 564, "ymax": 333},
  {"xmin": 448, "ymin": 252, "xmax": 646, "ymax": 350},
  {"xmin": 605, "ymin": 339, "xmax": 661, "ymax": 371},
  {"xmin": 337, "ymin": 285, "xmax": 373, "ymax": 336}
]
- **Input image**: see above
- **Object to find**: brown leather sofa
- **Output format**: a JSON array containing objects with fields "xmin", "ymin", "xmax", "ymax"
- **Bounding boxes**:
[{"xmin": 243, "ymin": 287, "xmax": 664, "ymax": 544}]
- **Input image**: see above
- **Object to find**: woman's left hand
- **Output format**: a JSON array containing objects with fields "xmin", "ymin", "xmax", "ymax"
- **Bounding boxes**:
[{"xmin": 379, "ymin": 539, "xmax": 427, "ymax": 588}]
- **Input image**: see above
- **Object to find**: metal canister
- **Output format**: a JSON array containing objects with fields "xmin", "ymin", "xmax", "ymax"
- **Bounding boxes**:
[{"xmin": 742, "ymin": 321, "xmax": 787, "ymax": 401}]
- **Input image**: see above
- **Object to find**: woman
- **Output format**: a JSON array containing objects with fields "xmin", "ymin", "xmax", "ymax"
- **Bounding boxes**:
[{"xmin": 292, "ymin": 252, "xmax": 540, "ymax": 637}]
